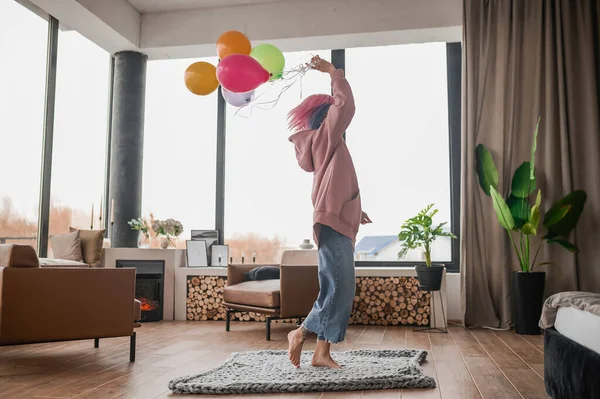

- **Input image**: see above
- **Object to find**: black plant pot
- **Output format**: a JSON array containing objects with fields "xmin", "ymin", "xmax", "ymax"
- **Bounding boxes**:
[
  {"xmin": 512, "ymin": 271, "xmax": 546, "ymax": 335},
  {"xmin": 415, "ymin": 265, "xmax": 444, "ymax": 291}
]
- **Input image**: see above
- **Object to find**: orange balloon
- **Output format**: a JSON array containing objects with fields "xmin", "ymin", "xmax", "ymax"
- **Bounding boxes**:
[
  {"xmin": 216, "ymin": 30, "xmax": 252, "ymax": 60},
  {"xmin": 184, "ymin": 61, "xmax": 219, "ymax": 96}
]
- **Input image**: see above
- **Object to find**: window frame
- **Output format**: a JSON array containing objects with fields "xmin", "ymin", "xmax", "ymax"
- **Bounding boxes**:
[
  {"xmin": 214, "ymin": 44, "xmax": 462, "ymax": 272},
  {"xmin": 353, "ymin": 43, "xmax": 462, "ymax": 272},
  {"xmin": 30, "ymin": 10, "xmax": 460, "ymax": 269}
]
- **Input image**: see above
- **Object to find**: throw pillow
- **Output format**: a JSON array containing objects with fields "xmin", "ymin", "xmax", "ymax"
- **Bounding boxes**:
[
  {"xmin": 70, "ymin": 227, "xmax": 105, "ymax": 267},
  {"xmin": 0, "ymin": 244, "xmax": 40, "ymax": 268},
  {"xmin": 50, "ymin": 230, "xmax": 83, "ymax": 262},
  {"xmin": 244, "ymin": 266, "xmax": 280, "ymax": 281}
]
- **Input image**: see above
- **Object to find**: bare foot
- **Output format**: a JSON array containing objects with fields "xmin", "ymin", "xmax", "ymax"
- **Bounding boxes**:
[
  {"xmin": 311, "ymin": 352, "xmax": 342, "ymax": 369},
  {"xmin": 287, "ymin": 328, "xmax": 305, "ymax": 368}
]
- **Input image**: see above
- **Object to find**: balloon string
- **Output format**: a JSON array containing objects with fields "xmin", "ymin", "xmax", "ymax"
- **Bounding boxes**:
[{"xmin": 233, "ymin": 57, "xmax": 317, "ymax": 118}]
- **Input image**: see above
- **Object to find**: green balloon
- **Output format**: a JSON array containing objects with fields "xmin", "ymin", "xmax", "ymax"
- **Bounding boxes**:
[{"xmin": 250, "ymin": 44, "xmax": 285, "ymax": 81}]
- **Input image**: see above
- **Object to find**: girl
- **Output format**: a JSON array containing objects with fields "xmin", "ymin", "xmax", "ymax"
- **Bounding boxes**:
[{"xmin": 287, "ymin": 55, "xmax": 372, "ymax": 368}]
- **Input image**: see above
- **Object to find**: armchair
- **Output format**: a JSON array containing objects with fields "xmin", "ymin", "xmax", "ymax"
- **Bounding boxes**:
[
  {"xmin": 0, "ymin": 244, "xmax": 141, "ymax": 361},
  {"xmin": 223, "ymin": 250, "xmax": 319, "ymax": 340}
]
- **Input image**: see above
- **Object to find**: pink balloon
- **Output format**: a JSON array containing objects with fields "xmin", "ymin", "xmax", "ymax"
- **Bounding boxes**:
[{"xmin": 217, "ymin": 54, "xmax": 270, "ymax": 93}]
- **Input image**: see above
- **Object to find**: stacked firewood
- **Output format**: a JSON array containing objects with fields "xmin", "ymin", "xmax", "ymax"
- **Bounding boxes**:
[
  {"xmin": 350, "ymin": 276, "xmax": 430, "ymax": 326},
  {"xmin": 186, "ymin": 276, "xmax": 267, "ymax": 322},
  {"xmin": 186, "ymin": 275, "xmax": 430, "ymax": 325}
]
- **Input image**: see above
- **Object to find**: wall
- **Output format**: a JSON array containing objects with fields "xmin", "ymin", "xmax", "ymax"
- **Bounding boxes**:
[{"xmin": 446, "ymin": 273, "xmax": 462, "ymax": 322}]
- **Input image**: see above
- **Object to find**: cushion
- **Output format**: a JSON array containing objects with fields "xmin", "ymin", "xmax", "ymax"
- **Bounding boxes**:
[
  {"xmin": 134, "ymin": 299, "xmax": 142, "ymax": 322},
  {"xmin": 223, "ymin": 279, "xmax": 281, "ymax": 308},
  {"xmin": 281, "ymin": 250, "xmax": 318, "ymax": 265},
  {"xmin": 70, "ymin": 228, "xmax": 105, "ymax": 267},
  {"xmin": 0, "ymin": 244, "xmax": 39, "ymax": 268},
  {"xmin": 39, "ymin": 258, "xmax": 89, "ymax": 268},
  {"xmin": 49, "ymin": 230, "xmax": 83, "ymax": 262},
  {"xmin": 245, "ymin": 266, "xmax": 280, "ymax": 281}
]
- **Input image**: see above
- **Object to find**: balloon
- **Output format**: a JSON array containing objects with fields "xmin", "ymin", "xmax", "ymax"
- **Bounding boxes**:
[
  {"xmin": 250, "ymin": 44, "xmax": 285, "ymax": 81},
  {"xmin": 222, "ymin": 88, "xmax": 254, "ymax": 107},
  {"xmin": 216, "ymin": 30, "xmax": 252, "ymax": 60},
  {"xmin": 184, "ymin": 62, "xmax": 219, "ymax": 95},
  {"xmin": 216, "ymin": 54, "xmax": 270, "ymax": 93}
]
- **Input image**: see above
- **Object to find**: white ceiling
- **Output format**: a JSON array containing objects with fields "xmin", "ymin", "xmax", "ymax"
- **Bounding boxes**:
[
  {"xmin": 126, "ymin": 0, "xmax": 289, "ymax": 13},
  {"xmin": 28, "ymin": 0, "xmax": 461, "ymax": 60}
]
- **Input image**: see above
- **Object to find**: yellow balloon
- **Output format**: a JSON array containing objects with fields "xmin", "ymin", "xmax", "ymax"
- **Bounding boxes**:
[{"xmin": 184, "ymin": 62, "xmax": 219, "ymax": 96}]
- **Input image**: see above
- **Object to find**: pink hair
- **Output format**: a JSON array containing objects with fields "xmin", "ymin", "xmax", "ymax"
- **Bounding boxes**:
[{"xmin": 287, "ymin": 94, "xmax": 335, "ymax": 132}]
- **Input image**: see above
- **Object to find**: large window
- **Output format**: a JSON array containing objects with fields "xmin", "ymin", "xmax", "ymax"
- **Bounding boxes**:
[
  {"xmin": 142, "ymin": 58, "xmax": 218, "ymax": 248},
  {"xmin": 346, "ymin": 43, "xmax": 453, "ymax": 264},
  {"xmin": 48, "ymin": 30, "xmax": 110, "ymax": 255},
  {"xmin": 224, "ymin": 50, "xmax": 331, "ymax": 263},
  {"xmin": 0, "ymin": 0, "xmax": 48, "ymax": 249}
]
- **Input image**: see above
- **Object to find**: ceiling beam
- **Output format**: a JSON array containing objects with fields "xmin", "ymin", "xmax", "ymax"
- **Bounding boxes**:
[
  {"xmin": 28, "ymin": 0, "xmax": 461, "ymax": 59},
  {"xmin": 28, "ymin": 0, "xmax": 140, "ymax": 53},
  {"xmin": 141, "ymin": 0, "xmax": 462, "ymax": 59}
]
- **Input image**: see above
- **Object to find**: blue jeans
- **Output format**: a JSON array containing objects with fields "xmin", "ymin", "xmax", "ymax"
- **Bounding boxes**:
[{"xmin": 302, "ymin": 224, "xmax": 356, "ymax": 343}]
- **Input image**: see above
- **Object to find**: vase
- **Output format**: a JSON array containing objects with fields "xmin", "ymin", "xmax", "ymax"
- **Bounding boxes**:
[
  {"xmin": 159, "ymin": 236, "xmax": 169, "ymax": 249},
  {"xmin": 415, "ymin": 264, "xmax": 444, "ymax": 291},
  {"xmin": 137, "ymin": 232, "xmax": 151, "ymax": 249},
  {"xmin": 512, "ymin": 271, "xmax": 545, "ymax": 335},
  {"xmin": 299, "ymin": 239, "xmax": 314, "ymax": 250}
]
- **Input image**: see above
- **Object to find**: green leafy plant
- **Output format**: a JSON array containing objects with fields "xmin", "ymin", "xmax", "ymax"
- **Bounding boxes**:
[
  {"xmin": 475, "ymin": 118, "xmax": 587, "ymax": 272},
  {"xmin": 127, "ymin": 217, "xmax": 150, "ymax": 239},
  {"xmin": 398, "ymin": 204, "xmax": 457, "ymax": 266}
]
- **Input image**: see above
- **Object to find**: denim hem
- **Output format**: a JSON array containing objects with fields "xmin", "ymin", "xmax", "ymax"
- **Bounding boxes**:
[{"xmin": 301, "ymin": 322, "xmax": 346, "ymax": 344}]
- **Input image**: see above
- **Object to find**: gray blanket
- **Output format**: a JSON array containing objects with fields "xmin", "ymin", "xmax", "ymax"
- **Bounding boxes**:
[{"xmin": 539, "ymin": 291, "xmax": 600, "ymax": 329}]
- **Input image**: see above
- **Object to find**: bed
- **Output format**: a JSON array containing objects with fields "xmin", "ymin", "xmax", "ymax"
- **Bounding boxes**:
[{"xmin": 540, "ymin": 292, "xmax": 600, "ymax": 399}]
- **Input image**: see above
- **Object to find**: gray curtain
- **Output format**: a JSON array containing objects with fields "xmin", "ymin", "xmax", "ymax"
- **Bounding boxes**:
[{"xmin": 462, "ymin": 0, "xmax": 600, "ymax": 328}]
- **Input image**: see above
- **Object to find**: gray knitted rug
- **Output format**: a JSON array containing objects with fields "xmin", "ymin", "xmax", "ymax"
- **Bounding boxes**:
[{"xmin": 168, "ymin": 349, "xmax": 436, "ymax": 395}]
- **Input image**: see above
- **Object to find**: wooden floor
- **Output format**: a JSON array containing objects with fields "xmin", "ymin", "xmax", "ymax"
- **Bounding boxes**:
[{"xmin": 0, "ymin": 321, "xmax": 548, "ymax": 398}]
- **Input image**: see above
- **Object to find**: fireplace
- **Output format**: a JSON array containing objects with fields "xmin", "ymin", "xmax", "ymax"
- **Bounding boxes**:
[{"xmin": 116, "ymin": 260, "xmax": 165, "ymax": 322}]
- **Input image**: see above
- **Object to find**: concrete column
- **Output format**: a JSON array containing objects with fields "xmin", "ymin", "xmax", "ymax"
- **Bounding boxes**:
[{"xmin": 109, "ymin": 51, "xmax": 147, "ymax": 248}]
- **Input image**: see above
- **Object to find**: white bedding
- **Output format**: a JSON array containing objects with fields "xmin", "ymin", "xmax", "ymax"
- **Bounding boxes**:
[{"xmin": 555, "ymin": 306, "xmax": 600, "ymax": 355}]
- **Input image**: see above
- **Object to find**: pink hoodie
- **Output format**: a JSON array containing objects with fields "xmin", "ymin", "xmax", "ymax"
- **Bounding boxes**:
[{"xmin": 288, "ymin": 69, "xmax": 361, "ymax": 246}]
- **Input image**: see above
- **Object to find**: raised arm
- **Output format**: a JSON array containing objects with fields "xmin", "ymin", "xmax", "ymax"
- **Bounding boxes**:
[
  {"xmin": 310, "ymin": 56, "xmax": 355, "ymax": 148},
  {"xmin": 326, "ymin": 69, "xmax": 355, "ymax": 146}
]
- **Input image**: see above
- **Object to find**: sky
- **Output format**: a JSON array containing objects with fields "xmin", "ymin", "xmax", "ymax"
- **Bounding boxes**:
[{"xmin": 0, "ymin": 0, "xmax": 452, "ymax": 261}]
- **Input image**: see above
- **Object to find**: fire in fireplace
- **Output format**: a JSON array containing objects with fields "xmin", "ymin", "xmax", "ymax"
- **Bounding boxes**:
[
  {"xmin": 139, "ymin": 297, "xmax": 159, "ymax": 312},
  {"xmin": 116, "ymin": 259, "xmax": 165, "ymax": 322}
]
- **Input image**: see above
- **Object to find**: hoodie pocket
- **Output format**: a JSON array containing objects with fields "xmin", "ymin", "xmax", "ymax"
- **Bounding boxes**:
[{"xmin": 340, "ymin": 191, "xmax": 361, "ymax": 230}]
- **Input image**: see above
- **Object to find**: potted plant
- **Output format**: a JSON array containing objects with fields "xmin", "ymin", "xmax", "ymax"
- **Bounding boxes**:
[
  {"xmin": 398, "ymin": 204, "xmax": 456, "ymax": 291},
  {"xmin": 152, "ymin": 219, "xmax": 184, "ymax": 249},
  {"xmin": 475, "ymin": 119, "xmax": 587, "ymax": 334},
  {"xmin": 128, "ymin": 217, "xmax": 151, "ymax": 248}
]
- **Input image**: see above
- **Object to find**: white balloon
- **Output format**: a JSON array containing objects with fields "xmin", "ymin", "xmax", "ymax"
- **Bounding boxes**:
[{"xmin": 222, "ymin": 88, "xmax": 254, "ymax": 107}]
